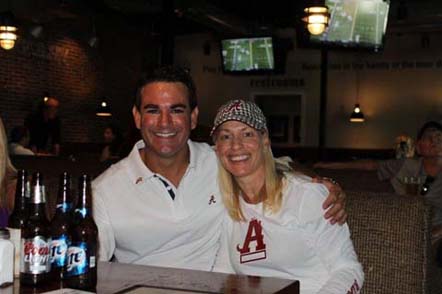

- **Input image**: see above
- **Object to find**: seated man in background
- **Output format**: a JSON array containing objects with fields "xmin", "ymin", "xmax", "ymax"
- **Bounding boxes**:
[
  {"xmin": 315, "ymin": 121, "xmax": 442, "ymax": 240},
  {"xmin": 9, "ymin": 126, "xmax": 34, "ymax": 156},
  {"xmin": 26, "ymin": 97, "xmax": 62, "ymax": 156}
]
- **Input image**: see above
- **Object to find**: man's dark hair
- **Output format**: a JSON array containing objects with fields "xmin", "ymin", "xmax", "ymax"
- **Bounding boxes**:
[
  {"xmin": 134, "ymin": 66, "xmax": 197, "ymax": 111},
  {"xmin": 417, "ymin": 121, "xmax": 442, "ymax": 140}
]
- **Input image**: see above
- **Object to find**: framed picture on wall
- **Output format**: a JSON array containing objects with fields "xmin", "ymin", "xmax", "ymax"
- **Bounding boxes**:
[{"xmin": 268, "ymin": 115, "xmax": 289, "ymax": 143}]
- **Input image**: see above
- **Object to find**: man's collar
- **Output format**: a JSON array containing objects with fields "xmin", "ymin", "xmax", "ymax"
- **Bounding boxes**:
[
  {"xmin": 127, "ymin": 140, "xmax": 200, "ymax": 183},
  {"xmin": 126, "ymin": 140, "xmax": 155, "ymax": 181},
  {"xmin": 187, "ymin": 140, "xmax": 198, "ymax": 169}
]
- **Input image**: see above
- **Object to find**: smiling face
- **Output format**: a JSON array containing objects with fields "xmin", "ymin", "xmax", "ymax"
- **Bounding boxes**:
[
  {"xmin": 133, "ymin": 81, "xmax": 198, "ymax": 161},
  {"xmin": 214, "ymin": 120, "xmax": 269, "ymax": 181}
]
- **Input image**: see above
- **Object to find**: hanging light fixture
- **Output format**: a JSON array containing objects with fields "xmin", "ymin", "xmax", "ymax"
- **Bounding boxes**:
[
  {"xmin": 302, "ymin": 4, "xmax": 330, "ymax": 35},
  {"xmin": 350, "ymin": 64, "xmax": 365, "ymax": 123},
  {"xmin": 0, "ymin": 11, "xmax": 18, "ymax": 50},
  {"xmin": 96, "ymin": 99, "xmax": 112, "ymax": 117},
  {"xmin": 350, "ymin": 104, "xmax": 365, "ymax": 122},
  {"xmin": 43, "ymin": 92, "xmax": 50, "ymax": 103}
]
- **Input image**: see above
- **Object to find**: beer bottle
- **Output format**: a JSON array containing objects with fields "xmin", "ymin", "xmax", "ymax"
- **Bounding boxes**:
[
  {"xmin": 20, "ymin": 172, "xmax": 51, "ymax": 286},
  {"xmin": 49, "ymin": 172, "xmax": 73, "ymax": 280},
  {"xmin": 65, "ymin": 174, "xmax": 98, "ymax": 290},
  {"xmin": 7, "ymin": 169, "xmax": 29, "ymax": 278}
]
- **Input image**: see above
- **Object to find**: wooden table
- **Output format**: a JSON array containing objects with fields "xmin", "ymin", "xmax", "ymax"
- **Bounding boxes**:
[{"xmin": 7, "ymin": 262, "xmax": 299, "ymax": 294}]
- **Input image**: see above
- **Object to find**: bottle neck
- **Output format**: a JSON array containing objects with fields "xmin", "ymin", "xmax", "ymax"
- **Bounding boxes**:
[
  {"xmin": 76, "ymin": 194, "xmax": 92, "ymax": 218},
  {"xmin": 31, "ymin": 183, "xmax": 46, "ymax": 204},
  {"xmin": 29, "ymin": 182, "xmax": 46, "ymax": 217},
  {"xmin": 56, "ymin": 189, "xmax": 72, "ymax": 213},
  {"xmin": 76, "ymin": 176, "xmax": 92, "ymax": 218},
  {"xmin": 13, "ymin": 173, "xmax": 28, "ymax": 212}
]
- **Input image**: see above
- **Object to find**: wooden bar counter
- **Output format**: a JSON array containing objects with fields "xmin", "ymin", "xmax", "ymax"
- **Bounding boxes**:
[{"xmin": 6, "ymin": 262, "xmax": 299, "ymax": 294}]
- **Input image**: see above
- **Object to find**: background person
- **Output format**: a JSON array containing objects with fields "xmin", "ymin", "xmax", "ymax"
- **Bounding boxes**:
[
  {"xmin": 100, "ymin": 124, "xmax": 123, "ymax": 163},
  {"xmin": 211, "ymin": 100, "xmax": 363, "ymax": 294},
  {"xmin": 0, "ymin": 117, "xmax": 17, "ymax": 227},
  {"xmin": 92, "ymin": 66, "xmax": 347, "ymax": 271},
  {"xmin": 9, "ymin": 126, "xmax": 34, "ymax": 156},
  {"xmin": 25, "ymin": 97, "xmax": 61, "ymax": 156},
  {"xmin": 314, "ymin": 121, "xmax": 442, "ymax": 242}
]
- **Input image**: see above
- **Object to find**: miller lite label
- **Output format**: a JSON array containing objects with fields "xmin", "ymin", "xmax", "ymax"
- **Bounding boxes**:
[
  {"xmin": 50, "ymin": 234, "xmax": 70, "ymax": 268},
  {"xmin": 20, "ymin": 236, "xmax": 51, "ymax": 274},
  {"xmin": 66, "ymin": 242, "xmax": 96, "ymax": 277}
]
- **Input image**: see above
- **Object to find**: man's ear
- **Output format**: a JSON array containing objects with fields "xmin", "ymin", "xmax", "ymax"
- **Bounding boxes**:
[
  {"xmin": 132, "ymin": 106, "xmax": 141, "ymax": 130},
  {"xmin": 190, "ymin": 106, "xmax": 199, "ymax": 130}
]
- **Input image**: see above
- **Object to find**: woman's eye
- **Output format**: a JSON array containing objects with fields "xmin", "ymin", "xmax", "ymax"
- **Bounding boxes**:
[
  {"xmin": 219, "ymin": 134, "xmax": 231, "ymax": 141},
  {"xmin": 244, "ymin": 131, "xmax": 254, "ymax": 138}
]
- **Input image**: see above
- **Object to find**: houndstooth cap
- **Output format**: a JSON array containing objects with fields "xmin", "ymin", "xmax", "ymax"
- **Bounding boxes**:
[{"xmin": 210, "ymin": 99, "xmax": 267, "ymax": 137}]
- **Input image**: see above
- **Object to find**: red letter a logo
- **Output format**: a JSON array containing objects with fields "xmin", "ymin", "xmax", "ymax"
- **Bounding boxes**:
[{"xmin": 236, "ymin": 218, "xmax": 267, "ymax": 263}]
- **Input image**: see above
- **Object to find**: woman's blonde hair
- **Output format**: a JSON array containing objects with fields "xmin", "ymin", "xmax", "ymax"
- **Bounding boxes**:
[
  {"xmin": 0, "ymin": 117, "xmax": 16, "ymax": 208},
  {"xmin": 217, "ymin": 133, "xmax": 285, "ymax": 222}
]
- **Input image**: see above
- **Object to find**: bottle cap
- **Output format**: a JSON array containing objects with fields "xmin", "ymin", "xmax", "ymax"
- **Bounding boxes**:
[{"xmin": 0, "ymin": 228, "xmax": 10, "ymax": 239}]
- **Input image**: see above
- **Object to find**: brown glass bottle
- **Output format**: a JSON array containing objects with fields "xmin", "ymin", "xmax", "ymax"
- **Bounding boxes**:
[
  {"xmin": 64, "ymin": 174, "xmax": 98, "ymax": 291},
  {"xmin": 49, "ymin": 172, "xmax": 73, "ymax": 281},
  {"xmin": 20, "ymin": 172, "xmax": 51, "ymax": 287},
  {"xmin": 7, "ymin": 169, "xmax": 29, "ymax": 277}
]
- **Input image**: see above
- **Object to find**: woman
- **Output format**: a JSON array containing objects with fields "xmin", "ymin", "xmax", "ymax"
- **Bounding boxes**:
[
  {"xmin": 0, "ymin": 117, "xmax": 17, "ymax": 227},
  {"xmin": 100, "ymin": 124, "xmax": 123, "ymax": 163},
  {"xmin": 212, "ymin": 100, "xmax": 364, "ymax": 294}
]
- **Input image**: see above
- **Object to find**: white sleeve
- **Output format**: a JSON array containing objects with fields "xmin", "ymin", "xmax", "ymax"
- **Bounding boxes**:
[
  {"xmin": 299, "ymin": 183, "xmax": 364, "ymax": 294},
  {"xmin": 212, "ymin": 214, "xmax": 235, "ymax": 274},
  {"xmin": 92, "ymin": 182, "xmax": 115, "ymax": 262}
]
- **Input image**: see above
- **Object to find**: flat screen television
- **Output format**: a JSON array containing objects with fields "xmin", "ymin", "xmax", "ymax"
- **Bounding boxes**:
[
  {"xmin": 309, "ymin": 0, "xmax": 390, "ymax": 51},
  {"xmin": 220, "ymin": 37, "xmax": 276, "ymax": 74}
]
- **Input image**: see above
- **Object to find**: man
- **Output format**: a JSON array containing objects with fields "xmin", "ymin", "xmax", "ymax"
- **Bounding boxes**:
[
  {"xmin": 8, "ymin": 126, "xmax": 34, "ymax": 156},
  {"xmin": 26, "ymin": 97, "xmax": 61, "ymax": 155},
  {"xmin": 92, "ymin": 66, "xmax": 346, "ymax": 270},
  {"xmin": 315, "ymin": 121, "xmax": 442, "ymax": 231}
]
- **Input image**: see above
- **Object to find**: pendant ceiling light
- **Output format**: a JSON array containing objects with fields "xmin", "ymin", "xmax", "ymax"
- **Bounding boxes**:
[
  {"xmin": 350, "ymin": 65, "xmax": 365, "ymax": 123},
  {"xmin": 302, "ymin": 4, "xmax": 330, "ymax": 35},
  {"xmin": 350, "ymin": 104, "xmax": 365, "ymax": 123},
  {"xmin": 0, "ymin": 11, "xmax": 18, "ymax": 50},
  {"xmin": 96, "ymin": 99, "xmax": 112, "ymax": 117}
]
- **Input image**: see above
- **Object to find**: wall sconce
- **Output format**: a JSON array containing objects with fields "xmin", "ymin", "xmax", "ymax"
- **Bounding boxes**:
[
  {"xmin": 350, "ymin": 104, "xmax": 365, "ymax": 123},
  {"xmin": 302, "ymin": 4, "xmax": 330, "ymax": 35},
  {"xmin": 0, "ymin": 11, "xmax": 18, "ymax": 50},
  {"xmin": 96, "ymin": 99, "xmax": 112, "ymax": 117}
]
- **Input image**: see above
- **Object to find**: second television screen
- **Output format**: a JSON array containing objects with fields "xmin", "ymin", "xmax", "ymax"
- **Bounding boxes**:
[{"xmin": 221, "ymin": 37, "xmax": 274, "ymax": 73}]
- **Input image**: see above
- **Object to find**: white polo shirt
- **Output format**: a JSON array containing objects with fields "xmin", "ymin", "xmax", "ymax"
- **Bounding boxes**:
[{"xmin": 92, "ymin": 140, "xmax": 225, "ymax": 271}]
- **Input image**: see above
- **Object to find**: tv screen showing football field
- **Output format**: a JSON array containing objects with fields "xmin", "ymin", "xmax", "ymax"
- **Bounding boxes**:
[
  {"xmin": 312, "ymin": 0, "xmax": 389, "ymax": 50},
  {"xmin": 221, "ymin": 37, "xmax": 275, "ymax": 73}
]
